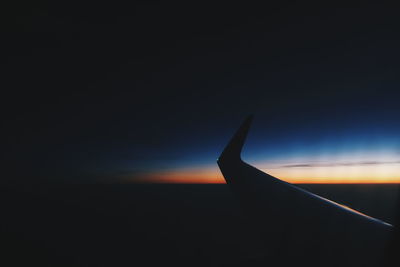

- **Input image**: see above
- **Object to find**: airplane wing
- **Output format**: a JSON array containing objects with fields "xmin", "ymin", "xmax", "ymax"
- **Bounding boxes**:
[{"xmin": 217, "ymin": 115, "xmax": 393, "ymax": 267}]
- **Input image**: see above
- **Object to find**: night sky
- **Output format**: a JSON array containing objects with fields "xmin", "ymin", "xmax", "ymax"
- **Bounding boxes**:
[{"xmin": 4, "ymin": 1, "xmax": 400, "ymax": 184}]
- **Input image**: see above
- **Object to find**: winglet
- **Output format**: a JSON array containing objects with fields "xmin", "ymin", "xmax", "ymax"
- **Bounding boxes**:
[{"xmin": 217, "ymin": 115, "xmax": 253, "ymax": 163}]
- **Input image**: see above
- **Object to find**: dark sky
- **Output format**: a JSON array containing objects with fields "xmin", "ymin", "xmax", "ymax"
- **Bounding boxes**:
[{"xmin": 3, "ymin": 1, "xmax": 400, "ymax": 184}]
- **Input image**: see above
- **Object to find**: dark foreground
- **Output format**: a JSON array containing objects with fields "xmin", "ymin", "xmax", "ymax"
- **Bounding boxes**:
[{"xmin": 1, "ymin": 184, "xmax": 399, "ymax": 266}]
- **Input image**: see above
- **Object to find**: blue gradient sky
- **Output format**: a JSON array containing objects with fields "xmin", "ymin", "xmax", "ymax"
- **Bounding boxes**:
[
  {"xmin": 122, "ymin": 105, "xmax": 400, "ymax": 183},
  {"xmin": 4, "ymin": 3, "xmax": 400, "ymax": 184}
]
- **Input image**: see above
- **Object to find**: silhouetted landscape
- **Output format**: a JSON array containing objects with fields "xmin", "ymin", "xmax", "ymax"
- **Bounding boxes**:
[{"xmin": 2, "ymin": 183, "xmax": 398, "ymax": 266}]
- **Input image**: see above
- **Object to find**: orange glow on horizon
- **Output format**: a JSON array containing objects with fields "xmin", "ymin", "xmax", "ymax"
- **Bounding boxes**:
[
  {"xmin": 266, "ymin": 163, "xmax": 400, "ymax": 184},
  {"xmin": 126, "ymin": 163, "xmax": 400, "ymax": 184},
  {"xmin": 131, "ymin": 167, "xmax": 225, "ymax": 184}
]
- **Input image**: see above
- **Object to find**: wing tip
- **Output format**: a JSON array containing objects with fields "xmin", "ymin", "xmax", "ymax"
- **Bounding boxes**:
[{"xmin": 217, "ymin": 114, "xmax": 254, "ymax": 163}]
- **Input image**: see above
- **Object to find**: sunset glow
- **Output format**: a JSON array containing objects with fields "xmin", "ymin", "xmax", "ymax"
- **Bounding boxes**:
[
  {"xmin": 130, "ymin": 161, "xmax": 400, "ymax": 184},
  {"xmin": 131, "ymin": 166, "xmax": 225, "ymax": 184},
  {"xmin": 267, "ymin": 165, "xmax": 400, "ymax": 184}
]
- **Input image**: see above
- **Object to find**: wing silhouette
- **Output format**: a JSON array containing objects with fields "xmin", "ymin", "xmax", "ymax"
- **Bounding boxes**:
[{"xmin": 217, "ymin": 115, "xmax": 392, "ymax": 267}]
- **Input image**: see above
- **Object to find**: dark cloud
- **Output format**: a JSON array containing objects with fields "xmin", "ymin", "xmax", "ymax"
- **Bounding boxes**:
[{"xmin": 280, "ymin": 161, "xmax": 400, "ymax": 168}]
